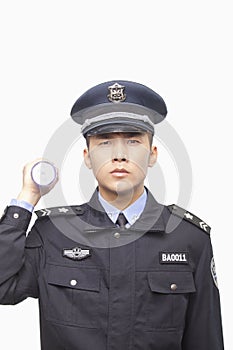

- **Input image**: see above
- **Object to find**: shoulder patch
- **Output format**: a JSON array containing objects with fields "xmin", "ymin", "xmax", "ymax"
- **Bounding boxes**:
[
  {"xmin": 167, "ymin": 204, "xmax": 211, "ymax": 234},
  {"xmin": 35, "ymin": 206, "xmax": 85, "ymax": 218}
]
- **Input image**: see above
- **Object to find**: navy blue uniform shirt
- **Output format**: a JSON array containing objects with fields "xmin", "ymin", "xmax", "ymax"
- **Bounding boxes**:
[{"xmin": 0, "ymin": 189, "xmax": 224, "ymax": 349}]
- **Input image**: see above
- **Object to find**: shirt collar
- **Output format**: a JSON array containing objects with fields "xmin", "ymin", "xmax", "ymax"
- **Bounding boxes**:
[{"xmin": 98, "ymin": 189, "xmax": 147, "ymax": 226}]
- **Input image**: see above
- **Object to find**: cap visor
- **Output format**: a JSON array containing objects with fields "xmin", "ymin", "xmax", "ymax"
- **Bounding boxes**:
[
  {"xmin": 72, "ymin": 102, "xmax": 165, "ymax": 125},
  {"xmin": 86, "ymin": 123, "xmax": 151, "ymax": 136}
]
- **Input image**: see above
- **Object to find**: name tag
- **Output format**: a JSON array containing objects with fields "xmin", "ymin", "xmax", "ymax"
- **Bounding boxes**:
[{"xmin": 159, "ymin": 252, "xmax": 189, "ymax": 264}]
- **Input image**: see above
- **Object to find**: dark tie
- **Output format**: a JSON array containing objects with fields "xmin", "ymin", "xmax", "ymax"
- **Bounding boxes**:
[{"xmin": 116, "ymin": 213, "xmax": 128, "ymax": 228}]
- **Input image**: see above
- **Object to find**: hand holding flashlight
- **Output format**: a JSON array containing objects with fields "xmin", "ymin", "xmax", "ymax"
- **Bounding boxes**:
[{"xmin": 16, "ymin": 159, "xmax": 59, "ymax": 207}]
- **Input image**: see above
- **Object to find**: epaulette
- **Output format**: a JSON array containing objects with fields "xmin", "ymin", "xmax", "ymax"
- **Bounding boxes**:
[
  {"xmin": 35, "ymin": 205, "xmax": 84, "ymax": 218},
  {"xmin": 167, "ymin": 204, "xmax": 211, "ymax": 235}
]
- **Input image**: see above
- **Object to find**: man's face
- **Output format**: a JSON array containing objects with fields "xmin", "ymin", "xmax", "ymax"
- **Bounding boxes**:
[{"xmin": 83, "ymin": 132, "xmax": 157, "ymax": 202}]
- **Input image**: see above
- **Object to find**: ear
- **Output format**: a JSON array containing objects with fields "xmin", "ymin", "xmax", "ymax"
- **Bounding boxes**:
[
  {"xmin": 148, "ymin": 146, "xmax": 157, "ymax": 167},
  {"xmin": 83, "ymin": 148, "xmax": 92, "ymax": 169}
]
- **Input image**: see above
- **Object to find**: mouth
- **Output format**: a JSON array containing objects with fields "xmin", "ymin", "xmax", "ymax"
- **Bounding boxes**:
[{"xmin": 110, "ymin": 168, "xmax": 130, "ymax": 177}]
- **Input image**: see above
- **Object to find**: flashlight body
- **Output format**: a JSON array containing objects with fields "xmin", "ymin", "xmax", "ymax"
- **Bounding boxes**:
[{"xmin": 31, "ymin": 161, "xmax": 57, "ymax": 187}]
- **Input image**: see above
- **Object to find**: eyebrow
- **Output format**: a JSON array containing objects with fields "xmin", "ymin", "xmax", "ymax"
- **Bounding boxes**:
[{"xmin": 93, "ymin": 132, "xmax": 146, "ymax": 139}]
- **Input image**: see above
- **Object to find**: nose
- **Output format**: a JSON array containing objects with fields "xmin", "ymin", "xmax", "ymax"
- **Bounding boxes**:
[
  {"xmin": 113, "ymin": 155, "xmax": 127, "ymax": 162},
  {"xmin": 112, "ymin": 140, "xmax": 128, "ymax": 162}
]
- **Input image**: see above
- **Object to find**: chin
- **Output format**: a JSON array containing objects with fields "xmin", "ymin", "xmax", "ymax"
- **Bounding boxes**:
[{"xmin": 113, "ymin": 182, "xmax": 142, "ymax": 198}]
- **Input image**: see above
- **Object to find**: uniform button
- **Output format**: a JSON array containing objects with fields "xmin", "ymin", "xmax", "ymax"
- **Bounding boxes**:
[
  {"xmin": 114, "ymin": 232, "xmax": 121, "ymax": 239},
  {"xmin": 13, "ymin": 213, "xmax": 19, "ymax": 219},
  {"xmin": 70, "ymin": 279, "xmax": 77, "ymax": 286},
  {"xmin": 171, "ymin": 283, "xmax": 177, "ymax": 291}
]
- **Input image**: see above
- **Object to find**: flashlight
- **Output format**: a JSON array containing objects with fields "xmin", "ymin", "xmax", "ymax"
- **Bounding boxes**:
[{"xmin": 31, "ymin": 161, "xmax": 57, "ymax": 187}]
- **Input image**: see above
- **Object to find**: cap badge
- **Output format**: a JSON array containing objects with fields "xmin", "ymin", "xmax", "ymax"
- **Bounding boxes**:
[{"xmin": 107, "ymin": 82, "xmax": 126, "ymax": 103}]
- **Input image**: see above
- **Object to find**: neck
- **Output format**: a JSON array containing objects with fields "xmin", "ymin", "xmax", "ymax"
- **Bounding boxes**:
[{"xmin": 99, "ymin": 185, "xmax": 145, "ymax": 210}]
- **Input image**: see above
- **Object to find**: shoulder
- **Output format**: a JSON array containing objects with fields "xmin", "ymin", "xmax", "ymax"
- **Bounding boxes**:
[
  {"xmin": 166, "ymin": 204, "xmax": 211, "ymax": 235},
  {"xmin": 35, "ymin": 205, "xmax": 85, "ymax": 218},
  {"xmin": 30, "ymin": 205, "xmax": 87, "ymax": 244}
]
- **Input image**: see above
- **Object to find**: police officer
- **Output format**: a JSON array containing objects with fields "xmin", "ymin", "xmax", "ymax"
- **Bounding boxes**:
[{"xmin": 0, "ymin": 81, "xmax": 224, "ymax": 349}]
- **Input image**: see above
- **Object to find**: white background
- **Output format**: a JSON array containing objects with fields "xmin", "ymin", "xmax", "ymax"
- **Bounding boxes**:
[{"xmin": 0, "ymin": 0, "xmax": 232, "ymax": 348}]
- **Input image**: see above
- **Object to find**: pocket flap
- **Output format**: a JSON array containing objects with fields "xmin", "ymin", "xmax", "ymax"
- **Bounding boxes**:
[
  {"xmin": 47, "ymin": 265, "xmax": 100, "ymax": 292},
  {"xmin": 148, "ymin": 271, "xmax": 196, "ymax": 294}
]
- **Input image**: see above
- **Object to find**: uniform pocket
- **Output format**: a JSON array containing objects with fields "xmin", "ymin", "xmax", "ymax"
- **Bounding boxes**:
[
  {"xmin": 44, "ymin": 264, "xmax": 100, "ymax": 328},
  {"xmin": 146, "ymin": 271, "xmax": 196, "ymax": 330}
]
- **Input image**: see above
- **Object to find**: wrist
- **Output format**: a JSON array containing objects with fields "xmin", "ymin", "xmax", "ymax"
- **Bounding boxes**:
[{"xmin": 17, "ymin": 190, "xmax": 41, "ymax": 207}]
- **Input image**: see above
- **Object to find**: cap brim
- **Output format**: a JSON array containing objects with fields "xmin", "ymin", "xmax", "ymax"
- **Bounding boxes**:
[
  {"xmin": 82, "ymin": 113, "xmax": 156, "ymax": 136},
  {"xmin": 84, "ymin": 123, "xmax": 151, "ymax": 136},
  {"xmin": 71, "ymin": 102, "xmax": 165, "ymax": 126}
]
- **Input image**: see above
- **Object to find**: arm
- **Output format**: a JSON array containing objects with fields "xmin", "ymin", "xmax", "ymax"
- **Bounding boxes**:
[
  {"xmin": 0, "ymin": 206, "xmax": 40, "ymax": 304},
  {"xmin": 0, "ymin": 159, "xmax": 57, "ymax": 304},
  {"xmin": 182, "ymin": 236, "xmax": 224, "ymax": 349}
]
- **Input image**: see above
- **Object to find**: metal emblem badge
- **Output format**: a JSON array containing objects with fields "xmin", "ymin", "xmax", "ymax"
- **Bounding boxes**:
[
  {"xmin": 210, "ymin": 257, "xmax": 218, "ymax": 288},
  {"xmin": 62, "ymin": 247, "xmax": 91, "ymax": 261},
  {"xmin": 107, "ymin": 82, "xmax": 126, "ymax": 103}
]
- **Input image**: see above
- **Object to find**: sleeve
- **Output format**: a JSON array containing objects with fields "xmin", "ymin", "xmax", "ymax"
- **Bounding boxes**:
[
  {"xmin": 182, "ymin": 235, "xmax": 224, "ymax": 349},
  {"xmin": 0, "ymin": 206, "xmax": 42, "ymax": 305},
  {"xmin": 9, "ymin": 199, "xmax": 34, "ymax": 212}
]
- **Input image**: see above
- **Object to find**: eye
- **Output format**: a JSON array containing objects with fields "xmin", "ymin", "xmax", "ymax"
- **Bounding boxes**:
[
  {"xmin": 99, "ymin": 140, "xmax": 111, "ymax": 145},
  {"xmin": 127, "ymin": 139, "xmax": 140, "ymax": 144}
]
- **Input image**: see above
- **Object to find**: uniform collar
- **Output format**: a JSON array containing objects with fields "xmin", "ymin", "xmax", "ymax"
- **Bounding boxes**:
[
  {"xmin": 98, "ymin": 189, "xmax": 147, "ymax": 226},
  {"xmin": 88, "ymin": 187, "xmax": 165, "ymax": 232}
]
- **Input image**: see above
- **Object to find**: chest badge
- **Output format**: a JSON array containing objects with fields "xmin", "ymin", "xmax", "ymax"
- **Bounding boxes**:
[
  {"xmin": 159, "ymin": 252, "xmax": 189, "ymax": 264},
  {"xmin": 62, "ymin": 247, "xmax": 91, "ymax": 261}
]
